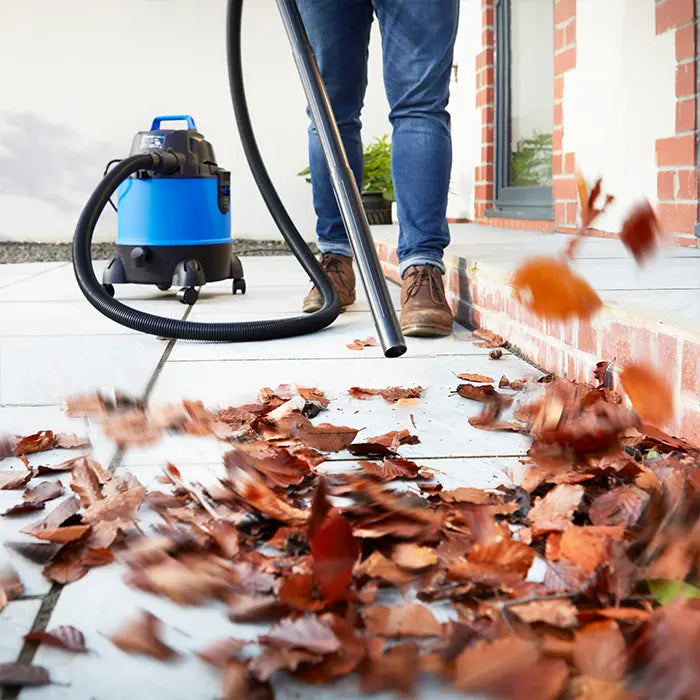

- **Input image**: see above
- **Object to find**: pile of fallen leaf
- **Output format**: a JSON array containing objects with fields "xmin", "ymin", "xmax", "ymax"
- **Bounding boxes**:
[{"xmin": 1, "ymin": 368, "xmax": 698, "ymax": 698}]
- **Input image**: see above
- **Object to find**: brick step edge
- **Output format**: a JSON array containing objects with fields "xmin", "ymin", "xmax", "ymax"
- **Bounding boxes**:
[{"xmin": 376, "ymin": 241, "xmax": 700, "ymax": 446}]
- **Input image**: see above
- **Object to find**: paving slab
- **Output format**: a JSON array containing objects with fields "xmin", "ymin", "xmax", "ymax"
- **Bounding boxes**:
[
  {"xmin": 0, "ymin": 335, "xmax": 168, "ymax": 406},
  {"xmin": 0, "ymin": 263, "xmax": 69, "ymax": 291},
  {"xmin": 150, "ymin": 355, "xmax": 536, "ymax": 459},
  {"xmin": 0, "ymin": 256, "xmax": 541, "ymax": 699},
  {"xmin": 0, "ymin": 599, "xmax": 43, "ymax": 662}
]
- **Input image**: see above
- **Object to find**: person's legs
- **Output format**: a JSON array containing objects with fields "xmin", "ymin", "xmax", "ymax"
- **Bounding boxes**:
[
  {"xmin": 372, "ymin": 0, "xmax": 459, "ymax": 275},
  {"xmin": 296, "ymin": 0, "xmax": 374, "ymax": 258}
]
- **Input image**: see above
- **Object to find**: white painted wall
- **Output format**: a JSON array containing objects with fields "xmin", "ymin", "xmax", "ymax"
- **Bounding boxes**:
[
  {"xmin": 447, "ymin": 0, "xmax": 482, "ymax": 221},
  {"xmin": 563, "ymin": 0, "xmax": 676, "ymax": 231},
  {"xmin": 1, "ymin": 0, "xmax": 675, "ymax": 242},
  {"xmin": 0, "ymin": 0, "xmax": 390, "ymax": 242}
]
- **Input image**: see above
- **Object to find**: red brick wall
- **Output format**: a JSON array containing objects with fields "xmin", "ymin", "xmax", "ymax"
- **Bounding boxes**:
[
  {"xmin": 471, "ymin": 0, "xmax": 698, "ymax": 248},
  {"xmin": 552, "ymin": 0, "xmax": 578, "ymax": 232},
  {"xmin": 655, "ymin": 0, "xmax": 698, "ymax": 246},
  {"xmin": 474, "ymin": 0, "xmax": 496, "ymax": 220}
]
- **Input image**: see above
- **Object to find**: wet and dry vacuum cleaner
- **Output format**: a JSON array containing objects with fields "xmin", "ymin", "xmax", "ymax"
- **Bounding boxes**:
[
  {"xmin": 72, "ymin": 0, "xmax": 405, "ymax": 357},
  {"xmin": 101, "ymin": 114, "xmax": 244, "ymax": 306}
]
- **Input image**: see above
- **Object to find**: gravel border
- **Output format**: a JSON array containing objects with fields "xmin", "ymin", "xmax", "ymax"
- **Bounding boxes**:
[{"xmin": 0, "ymin": 240, "xmax": 318, "ymax": 264}]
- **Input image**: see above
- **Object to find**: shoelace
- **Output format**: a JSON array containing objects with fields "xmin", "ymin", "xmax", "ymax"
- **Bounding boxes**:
[
  {"xmin": 321, "ymin": 254, "xmax": 343, "ymax": 274},
  {"xmin": 404, "ymin": 266, "xmax": 445, "ymax": 304}
]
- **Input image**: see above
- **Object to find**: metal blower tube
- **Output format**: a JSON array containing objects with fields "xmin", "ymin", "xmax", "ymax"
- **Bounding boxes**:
[{"xmin": 275, "ymin": 0, "xmax": 406, "ymax": 358}]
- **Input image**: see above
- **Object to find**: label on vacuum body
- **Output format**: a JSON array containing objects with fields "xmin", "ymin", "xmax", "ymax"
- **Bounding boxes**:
[{"xmin": 139, "ymin": 133, "xmax": 165, "ymax": 151}]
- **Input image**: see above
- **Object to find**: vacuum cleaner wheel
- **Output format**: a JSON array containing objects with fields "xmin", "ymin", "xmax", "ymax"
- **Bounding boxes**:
[{"xmin": 177, "ymin": 287, "xmax": 199, "ymax": 305}]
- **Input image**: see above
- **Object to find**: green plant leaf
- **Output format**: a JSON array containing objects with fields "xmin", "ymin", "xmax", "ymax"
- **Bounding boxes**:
[{"xmin": 648, "ymin": 579, "xmax": 700, "ymax": 605}]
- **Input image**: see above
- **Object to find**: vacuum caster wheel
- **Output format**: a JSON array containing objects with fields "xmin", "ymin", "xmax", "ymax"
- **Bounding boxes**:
[
  {"xmin": 102, "ymin": 283, "xmax": 115, "ymax": 297},
  {"xmin": 177, "ymin": 287, "xmax": 199, "ymax": 305},
  {"xmin": 233, "ymin": 278, "xmax": 246, "ymax": 295},
  {"xmin": 156, "ymin": 283, "xmax": 171, "ymax": 292}
]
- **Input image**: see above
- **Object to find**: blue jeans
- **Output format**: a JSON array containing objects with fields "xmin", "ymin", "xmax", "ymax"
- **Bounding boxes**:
[{"xmin": 297, "ymin": 0, "xmax": 459, "ymax": 276}]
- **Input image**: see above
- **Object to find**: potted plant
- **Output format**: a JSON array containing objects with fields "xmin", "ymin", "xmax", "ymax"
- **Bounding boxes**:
[{"xmin": 298, "ymin": 135, "xmax": 395, "ymax": 224}]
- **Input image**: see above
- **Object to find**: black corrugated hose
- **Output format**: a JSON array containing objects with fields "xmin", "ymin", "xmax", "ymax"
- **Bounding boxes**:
[{"xmin": 72, "ymin": 0, "xmax": 340, "ymax": 341}]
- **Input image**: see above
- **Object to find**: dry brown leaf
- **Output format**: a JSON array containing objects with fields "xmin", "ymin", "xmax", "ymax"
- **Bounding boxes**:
[
  {"xmin": 110, "ymin": 611, "xmax": 177, "ymax": 661},
  {"xmin": 360, "ymin": 640, "xmax": 420, "ymax": 695},
  {"xmin": 295, "ymin": 386, "xmax": 329, "ymax": 407},
  {"xmin": 274, "ymin": 415, "xmax": 358, "ymax": 453},
  {"xmin": 457, "ymin": 373, "xmax": 494, "ymax": 383},
  {"xmin": 30, "ymin": 525, "xmax": 90, "ymax": 544},
  {"xmin": 0, "ymin": 435, "xmax": 18, "ymax": 460},
  {"xmin": 362, "ymin": 603, "xmax": 441, "ymax": 637},
  {"xmin": 0, "ymin": 469, "xmax": 32, "ymax": 490},
  {"xmin": 14, "ymin": 430, "xmax": 55, "ymax": 456},
  {"xmin": 0, "ymin": 566, "xmax": 23, "ymax": 612},
  {"xmin": 23, "ymin": 481, "xmax": 64, "ymax": 505},
  {"xmin": 20, "ymin": 496, "xmax": 81, "ymax": 536},
  {"xmin": 528, "ymin": 484, "xmax": 585, "ymax": 536},
  {"xmin": 2, "ymin": 502, "xmax": 45, "ymax": 517},
  {"xmin": 509, "ymin": 599, "xmax": 578, "ymax": 627},
  {"xmin": 358, "ymin": 458, "xmax": 422, "ymax": 482},
  {"xmin": 346, "ymin": 336, "xmax": 377, "ymax": 351},
  {"xmin": 310, "ymin": 507, "xmax": 359, "ymax": 605},
  {"xmin": 392, "ymin": 543, "xmax": 438, "ymax": 570},
  {"xmin": 576, "ymin": 172, "xmax": 614, "ymax": 229},
  {"xmin": 472, "ymin": 328, "xmax": 505, "ymax": 347},
  {"xmin": 454, "ymin": 636, "xmax": 540, "ymax": 692},
  {"xmin": 126, "ymin": 557, "xmax": 226, "ymax": 605},
  {"xmin": 589, "ymin": 485, "xmax": 650, "ymax": 528},
  {"xmin": 23, "ymin": 626, "xmax": 87, "ymax": 653},
  {"xmin": 365, "ymin": 429, "xmax": 420, "ymax": 449},
  {"xmin": 249, "ymin": 648, "xmax": 322, "ymax": 682},
  {"xmin": 53, "ymin": 433, "xmax": 90, "ymax": 449},
  {"xmin": 0, "ymin": 663, "xmax": 50, "ymax": 688},
  {"xmin": 512, "ymin": 257, "xmax": 602, "ymax": 320},
  {"xmin": 456, "ymin": 383, "xmax": 503, "ymax": 402},
  {"xmin": 222, "ymin": 661, "xmax": 274, "ymax": 700},
  {"xmin": 70, "ymin": 457, "xmax": 111, "ymax": 508},
  {"xmin": 558, "ymin": 525, "xmax": 625, "ymax": 573},
  {"xmin": 230, "ymin": 470, "xmax": 309, "ymax": 526},
  {"xmin": 64, "ymin": 392, "xmax": 111, "ymax": 417},
  {"xmin": 80, "ymin": 474, "xmax": 146, "ymax": 526},
  {"xmin": 278, "ymin": 573, "xmax": 324, "ymax": 612},
  {"xmin": 228, "ymin": 594, "xmax": 286, "ymax": 622},
  {"xmin": 620, "ymin": 200, "xmax": 662, "ymax": 264},
  {"xmin": 101, "ymin": 410, "xmax": 162, "ymax": 447},
  {"xmin": 196, "ymin": 638, "xmax": 246, "ymax": 668},
  {"xmin": 574, "ymin": 620, "xmax": 626, "ymax": 681},
  {"xmin": 354, "ymin": 550, "xmax": 416, "ymax": 586},
  {"xmin": 348, "ymin": 386, "xmax": 423, "ymax": 403},
  {"xmin": 448, "ymin": 538, "xmax": 534, "ymax": 587},
  {"xmin": 224, "ymin": 443, "xmax": 312, "ymax": 488},
  {"xmin": 260, "ymin": 614, "xmax": 341, "ymax": 655},
  {"xmin": 620, "ymin": 364, "xmax": 674, "ymax": 426},
  {"xmin": 570, "ymin": 675, "xmax": 628, "ymax": 700}
]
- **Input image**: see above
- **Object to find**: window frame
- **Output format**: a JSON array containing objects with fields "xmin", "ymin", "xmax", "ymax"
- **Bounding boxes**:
[{"xmin": 486, "ymin": 0, "xmax": 554, "ymax": 221}]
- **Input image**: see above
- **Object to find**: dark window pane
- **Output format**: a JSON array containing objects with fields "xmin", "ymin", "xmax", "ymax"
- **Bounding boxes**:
[{"xmin": 509, "ymin": 0, "xmax": 554, "ymax": 187}]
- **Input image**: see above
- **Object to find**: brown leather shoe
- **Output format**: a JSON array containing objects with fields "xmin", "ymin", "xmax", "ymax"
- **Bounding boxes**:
[
  {"xmin": 400, "ymin": 265, "xmax": 453, "ymax": 337},
  {"xmin": 302, "ymin": 253, "xmax": 356, "ymax": 313}
]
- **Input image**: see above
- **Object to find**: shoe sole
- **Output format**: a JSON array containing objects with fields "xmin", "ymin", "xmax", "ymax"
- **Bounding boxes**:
[
  {"xmin": 302, "ymin": 302, "xmax": 352, "ymax": 314},
  {"xmin": 401, "ymin": 323, "xmax": 452, "ymax": 338}
]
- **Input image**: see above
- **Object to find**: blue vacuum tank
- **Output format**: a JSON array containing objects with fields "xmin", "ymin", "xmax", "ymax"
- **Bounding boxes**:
[{"xmin": 102, "ymin": 115, "xmax": 244, "ymax": 304}]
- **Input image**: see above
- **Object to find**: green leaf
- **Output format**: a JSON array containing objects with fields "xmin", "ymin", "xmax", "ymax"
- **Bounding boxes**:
[{"xmin": 648, "ymin": 579, "xmax": 700, "ymax": 605}]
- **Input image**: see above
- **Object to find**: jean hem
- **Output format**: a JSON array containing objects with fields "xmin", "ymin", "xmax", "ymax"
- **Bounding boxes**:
[
  {"xmin": 399, "ymin": 256, "xmax": 446, "ymax": 276},
  {"xmin": 317, "ymin": 241, "xmax": 353, "ymax": 258}
]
